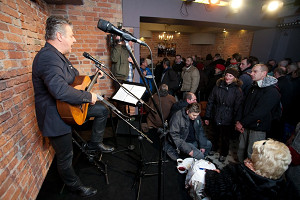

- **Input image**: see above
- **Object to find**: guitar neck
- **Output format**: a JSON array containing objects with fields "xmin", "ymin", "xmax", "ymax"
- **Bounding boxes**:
[{"xmin": 86, "ymin": 70, "xmax": 100, "ymax": 92}]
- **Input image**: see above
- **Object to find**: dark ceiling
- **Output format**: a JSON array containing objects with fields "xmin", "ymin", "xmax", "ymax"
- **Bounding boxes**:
[{"xmin": 140, "ymin": 17, "xmax": 263, "ymax": 31}]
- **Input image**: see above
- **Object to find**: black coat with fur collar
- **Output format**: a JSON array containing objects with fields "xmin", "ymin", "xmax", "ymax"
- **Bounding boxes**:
[
  {"xmin": 205, "ymin": 78, "xmax": 243, "ymax": 125},
  {"xmin": 204, "ymin": 163, "xmax": 286, "ymax": 200}
]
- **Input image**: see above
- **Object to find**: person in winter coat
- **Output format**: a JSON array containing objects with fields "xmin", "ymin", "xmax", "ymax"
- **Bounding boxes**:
[
  {"xmin": 180, "ymin": 57, "xmax": 200, "ymax": 95},
  {"xmin": 160, "ymin": 58, "xmax": 180, "ymax": 96},
  {"xmin": 235, "ymin": 64, "xmax": 281, "ymax": 162},
  {"xmin": 146, "ymin": 84, "xmax": 176, "ymax": 129},
  {"xmin": 169, "ymin": 92, "xmax": 197, "ymax": 118},
  {"xmin": 205, "ymin": 64, "xmax": 225, "ymax": 100},
  {"xmin": 204, "ymin": 139, "xmax": 291, "ymax": 200},
  {"xmin": 204, "ymin": 68, "xmax": 243, "ymax": 162},
  {"xmin": 164, "ymin": 103, "xmax": 212, "ymax": 161}
]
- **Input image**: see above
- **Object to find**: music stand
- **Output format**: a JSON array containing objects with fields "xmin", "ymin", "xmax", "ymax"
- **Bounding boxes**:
[{"xmin": 111, "ymin": 81, "xmax": 147, "ymax": 154}]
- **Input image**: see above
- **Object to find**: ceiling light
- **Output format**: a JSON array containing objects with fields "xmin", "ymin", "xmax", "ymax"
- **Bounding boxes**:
[
  {"xmin": 230, "ymin": 0, "xmax": 242, "ymax": 9},
  {"xmin": 223, "ymin": 29, "xmax": 227, "ymax": 33},
  {"xmin": 159, "ymin": 25, "xmax": 174, "ymax": 41},
  {"xmin": 209, "ymin": 0, "xmax": 220, "ymax": 5},
  {"xmin": 183, "ymin": 0, "xmax": 228, "ymax": 6},
  {"xmin": 266, "ymin": 1, "xmax": 283, "ymax": 12}
]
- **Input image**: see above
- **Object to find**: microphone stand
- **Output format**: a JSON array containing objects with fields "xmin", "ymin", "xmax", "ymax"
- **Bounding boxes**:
[
  {"xmin": 97, "ymin": 94, "xmax": 152, "ymax": 143},
  {"xmin": 84, "ymin": 58, "xmax": 153, "ymax": 144},
  {"xmin": 124, "ymin": 41, "xmax": 167, "ymax": 200},
  {"xmin": 87, "ymin": 54, "xmax": 156, "ymax": 114}
]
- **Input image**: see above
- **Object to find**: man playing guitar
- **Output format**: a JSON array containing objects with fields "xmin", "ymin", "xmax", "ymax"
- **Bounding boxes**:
[{"xmin": 32, "ymin": 15, "xmax": 113, "ymax": 198}]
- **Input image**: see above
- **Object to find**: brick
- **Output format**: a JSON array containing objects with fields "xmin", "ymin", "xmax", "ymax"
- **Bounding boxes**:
[
  {"xmin": 7, "ymin": 154, "xmax": 18, "ymax": 172},
  {"xmin": 97, "ymin": 2, "xmax": 110, "ymax": 7},
  {"xmin": 0, "ymin": 51, "xmax": 6, "ymax": 60},
  {"xmin": 8, "ymin": 51, "xmax": 23, "ymax": 59},
  {"xmin": 2, "ymin": 4, "xmax": 20, "ymax": 18},
  {"xmin": 0, "ymin": 112, "xmax": 11, "ymax": 124},
  {"xmin": 3, "ymin": 98, "xmax": 13, "ymax": 111},
  {"xmin": 1, "ymin": 114, "xmax": 18, "ymax": 134},
  {"xmin": 6, "ymin": 0, "xmax": 17, "ymax": 10},
  {"xmin": 0, "ymin": 104, "xmax": 3, "ymax": 113},
  {"xmin": 5, "ymin": 32, "xmax": 23, "ymax": 43},
  {"xmin": 11, "ymin": 186, "xmax": 22, "ymax": 200},
  {"xmin": 3, "ymin": 59, "xmax": 19, "ymax": 69},
  {"xmin": 0, "ymin": 81, "xmax": 7, "ymax": 91},
  {"xmin": 0, "ymin": 169, "xmax": 9, "ymax": 185},
  {"xmin": 0, "ymin": 42, "xmax": 15, "ymax": 50},
  {"xmin": 0, "ymin": 150, "xmax": 15, "ymax": 171},
  {"xmin": 0, "ymin": 22, "xmax": 9, "ymax": 32},
  {"xmin": 1, "ymin": 183, "xmax": 15, "ymax": 200},
  {"xmin": 2, "ymin": 137, "xmax": 15, "ymax": 154},
  {"xmin": 0, "ymin": 13, "xmax": 12, "ymax": 24},
  {"xmin": 8, "ymin": 24, "xmax": 23, "ymax": 35}
]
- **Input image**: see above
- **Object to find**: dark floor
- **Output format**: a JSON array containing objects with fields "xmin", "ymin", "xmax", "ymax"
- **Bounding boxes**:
[{"xmin": 36, "ymin": 118, "xmax": 193, "ymax": 200}]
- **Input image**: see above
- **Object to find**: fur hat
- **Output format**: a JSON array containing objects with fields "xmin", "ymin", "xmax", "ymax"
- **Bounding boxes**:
[
  {"xmin": 225, "ymin": 68, "xmax": 239, "ymax": 78},
  {"xmin": 215, "ymin": 64, "xmax": 225, "ymax": 71}
]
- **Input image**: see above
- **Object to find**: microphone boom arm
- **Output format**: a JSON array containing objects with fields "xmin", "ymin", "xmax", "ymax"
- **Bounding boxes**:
[
  {"xmin": 97, "ymin": 94, "xmax": 153, "ymax": 144},
  {"xmin": 83, "ymin": 52, "xmax": 156, "ymax": 114}
]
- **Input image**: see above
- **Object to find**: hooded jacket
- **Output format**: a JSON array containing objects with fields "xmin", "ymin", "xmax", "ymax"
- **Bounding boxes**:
[
  {"xmin": 238, "ymin": 76, "xmax": 281, "ymax": 131},
  {"xmin": 205, "ymin": 163, "xmax": 286, "ymax": 200},
  {"xmin": 205, "ymin": 78, "xmax": 243, "ymax": 126}
]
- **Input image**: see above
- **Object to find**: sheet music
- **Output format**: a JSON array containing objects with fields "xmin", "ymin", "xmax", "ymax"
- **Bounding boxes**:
[{"xmin": 112, "ymin": 83, "xmax": 146, "ymax": 105}]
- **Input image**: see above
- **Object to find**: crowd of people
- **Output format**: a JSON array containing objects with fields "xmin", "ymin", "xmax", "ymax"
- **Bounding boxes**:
[
  {"xmin": 33, "ymin": 15, "xmax": 300, "ymax": 199},
  {"xmin": 141, "ymin": 53, "xmax": 300, "ymax": 199}
]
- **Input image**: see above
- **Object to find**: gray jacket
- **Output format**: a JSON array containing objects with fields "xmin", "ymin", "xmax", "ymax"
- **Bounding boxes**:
[{"xmin": 168, "ymin": 108, "xmax": 209, "ymax": 155}]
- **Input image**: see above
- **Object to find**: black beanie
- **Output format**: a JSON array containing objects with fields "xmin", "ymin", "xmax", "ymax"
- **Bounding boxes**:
[{"xmin": 225, "ymin": 68, "xmax": 239, "ymax": 78}]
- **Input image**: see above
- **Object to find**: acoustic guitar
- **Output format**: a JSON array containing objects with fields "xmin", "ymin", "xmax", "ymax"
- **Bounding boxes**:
[{"xmin": 56, "ymin": 70, "xmax": 100, "ymax": 125}]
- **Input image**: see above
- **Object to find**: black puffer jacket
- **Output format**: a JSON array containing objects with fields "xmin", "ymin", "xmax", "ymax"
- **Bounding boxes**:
[
  {"xmin": 205, "ymin": 78, "xmax": 243, "ymax": 125},
  {"xmin": 205, "ymin": 164, "xmax": 286, "ymax": 200}
]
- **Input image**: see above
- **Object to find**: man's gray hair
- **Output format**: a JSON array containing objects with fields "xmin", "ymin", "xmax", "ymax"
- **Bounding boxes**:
[{"xmin": 45, "ymin": 15, "xmax": 72, "ymax": 41}]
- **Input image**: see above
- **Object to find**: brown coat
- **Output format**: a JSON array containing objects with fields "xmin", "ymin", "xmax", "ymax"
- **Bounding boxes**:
[{"xmin": 146, "ymin": 93, "xmax": 176, "ymax": 128}]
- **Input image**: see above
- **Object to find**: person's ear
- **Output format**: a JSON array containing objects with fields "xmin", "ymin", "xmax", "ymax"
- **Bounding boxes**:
[{"xmin": 56, "ymin": 32, "xmax": 63, "ymax": 42}]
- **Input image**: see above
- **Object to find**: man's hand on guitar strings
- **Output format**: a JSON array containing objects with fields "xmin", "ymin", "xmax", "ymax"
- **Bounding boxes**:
[{"xmin": 91, "ymin": 93, "xmax": 97, "ymax": 105}]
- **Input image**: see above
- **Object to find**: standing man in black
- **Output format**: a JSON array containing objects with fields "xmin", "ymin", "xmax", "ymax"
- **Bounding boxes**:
[
  {"xmin": 32, "ymin": 16, "xmax": 114, "ymax": 197},
  {"xmin": 161, "ymin": 58, "xmax": 179, "ymax": 96}
]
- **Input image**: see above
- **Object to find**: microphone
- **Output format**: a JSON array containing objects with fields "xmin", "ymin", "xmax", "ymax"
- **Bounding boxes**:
[
  {"xmin": 97, "ymin": 19, "xmax": 147, "ymax": 46},
  {"xmin": 83, "ymin": 52, "xmax": 106, "ymax": 68}
]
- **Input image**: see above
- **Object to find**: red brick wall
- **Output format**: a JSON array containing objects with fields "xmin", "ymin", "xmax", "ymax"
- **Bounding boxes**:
[
  {"xmin": 140, "ymin": 30, "xmax": 254, "ymax": 65},
  {"xmin": 0, "ymin": 0, "xmax": 122, "ymax": 199}
]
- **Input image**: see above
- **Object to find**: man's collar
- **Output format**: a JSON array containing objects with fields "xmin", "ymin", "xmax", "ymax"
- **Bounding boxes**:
[{"xmin": 256, "ymin": 79, "xmax": 263, "ymax": 87}]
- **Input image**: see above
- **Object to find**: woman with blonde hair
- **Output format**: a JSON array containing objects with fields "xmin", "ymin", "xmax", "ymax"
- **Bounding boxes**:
[{"xmin": 204, "ymin": 139, "xmax": 291, "ymax": 200}]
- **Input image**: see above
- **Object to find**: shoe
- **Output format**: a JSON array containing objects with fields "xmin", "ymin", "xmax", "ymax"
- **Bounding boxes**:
[
  {"xmin": 87, "ymin": 143, "xmax": 115, "ymax": 153},
  {"xmin": 70, "ymin": 185, "xmax": 97, "ymax": 198},
  {"xmin": 219, "ymin": 156, "xmax": 226, "ymax": 162},
  {"xmin": 208, "ymin": 151, "xmax": 216, "ymax": 156}
]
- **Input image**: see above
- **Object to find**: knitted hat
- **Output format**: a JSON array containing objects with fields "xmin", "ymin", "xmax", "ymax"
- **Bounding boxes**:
[
  {"xmin": 225, "ymin": 68, "xmax": 239, "ymax": 78},
  {"xmin": 215, "ymin": 64, "xmax": 225, "ymax": 71}
]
